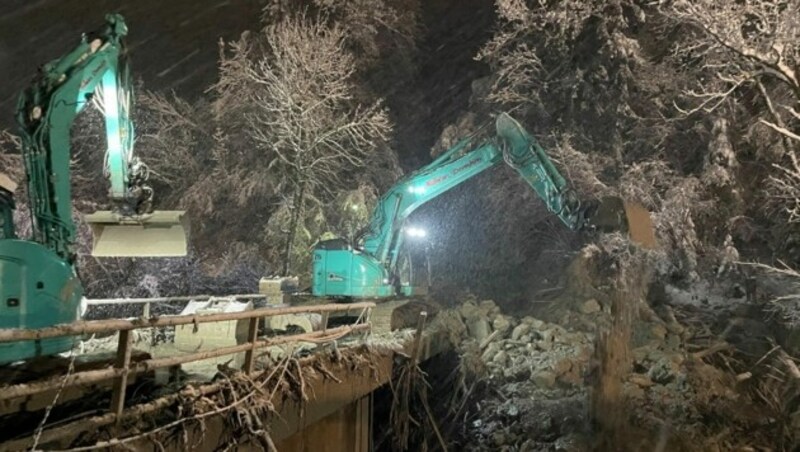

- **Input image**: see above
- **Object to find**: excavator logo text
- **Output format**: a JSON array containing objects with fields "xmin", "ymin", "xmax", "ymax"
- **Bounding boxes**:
[
  {"xmin": 425, "ymin": 157, "xmax": 483, "ymax": 187},
  {"xmin": 80, "ymin": 61, "xmax": 107, "ymax": 90}
]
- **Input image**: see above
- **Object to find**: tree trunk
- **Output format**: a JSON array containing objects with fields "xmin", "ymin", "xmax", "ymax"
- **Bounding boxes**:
[{"xmin": 282, "ymin": 181, "xmax": 307, "ymax": 276}]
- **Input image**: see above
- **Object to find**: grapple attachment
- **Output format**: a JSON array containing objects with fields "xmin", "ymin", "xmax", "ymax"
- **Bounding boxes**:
[
  {"xmin": 587, "ymin": 196, "xmax": 657, "ymax": 249},
  {"xmin": 84, "ymin": 210, "xmax": 189, "ymax": 257}
]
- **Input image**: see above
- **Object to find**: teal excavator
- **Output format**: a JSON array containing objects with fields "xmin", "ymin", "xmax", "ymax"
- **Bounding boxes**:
[
  {"xmin": 0, "ymin": 15, "xmax": 188, "ymax": 364},
  {"xmin": 312, "ymin": 113, "xmax": 655, "ymax": 298}
]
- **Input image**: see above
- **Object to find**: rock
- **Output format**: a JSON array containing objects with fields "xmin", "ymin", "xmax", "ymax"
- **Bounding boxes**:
[
  {"xmin": 532, "ymin": 371, "xmax": 557, "ymax": 389},
  {"xmin": 558, "ymin": 367, "xmax": 583, "ymax": 386},
  {"xmin": 459, "ymin": 301, "xmax": 479, "ymax": 320},
  {"xmin": 668, "ymin": 352, "xmax": 685, "ymax": 366},
  {"xmin": 493, "ymin": 350, "xmax": 509, "ymax": 366},
  {"xmin": 624, "ymin": 382, "xmax": 646, "ymax": 400},
  {"xmin": 492, "ymin": 431, "xmax": 508, "ymax": 446},
  {"xmin": 666, "ymin": 322, "xmax": 685, "ymax": 337},
  {"xmin": 509, "ymin": 366, "xmax": 532, "ymax": 381},
  {"xmin": 629, "ymin": 374, "xmax": 654, "ymax": 388},
  {"xmin": 666, "ymin": 334, "xmax": 682, "ymax": 349},
  {"xmin": 522, "ymin": 316, "xmax": 545, "ymax": 329},
  {"xmin": 519, "ymin": 440, "xmax": 536, "ymax": 452},
  {"xmin": 536, "ymin": 338, "xmax": 553, "ymax": 351},
  {"xmin": 651, "ymin": 323, "xmax": 668, "ymax": 341},
  {"xmin": 505, "ymin": 403, "xmax": 520, "ymax": 418},
  {"xmin": 468, "ymin": 318, "xmax": 491, "ymax": 342},
  {"xmin": 554, "ymin": 433, "xmax": 591, "ymax": 452},
  {"xmin": 493, "ymin": 315, "xmax": 512, "ymax": 333},
  {"xmin": 580, "ymin": 298, "xmax": 601, "ymax": 314},
  {"xmin": 482, "ymin": 342, "xmax": 501, "ymax": 362},
  {"xmin": 511, "ymin": 323, "xmax": 531, "ymax": 341},
  {"xmin": 480, "ymin": 299, "xmax": 500, "ymax": 317},
  {"xmin": 540, "ymin": 329, "xmax": 554, "ymax": 343},
  {"xmin": 648, "ymin": 357, "xmax": 680, "ymax": 384},
  {"xmin": 520, "ymin": 334, "xmax": 532, "ymax": 342},
  {"xmin": 633, "ymin": 347, "xmax": 649, "ymax": 365},
  {"xmin": 553, "ymin": 358, "xmax": 574, "ymax": 376}
]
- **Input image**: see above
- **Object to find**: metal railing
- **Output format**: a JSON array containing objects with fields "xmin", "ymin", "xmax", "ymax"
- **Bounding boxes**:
[
  {"xmin": 0, "ymin": 301, "xmax": 375, "ymax": 421},
  {"xmin": 85, "ymin": 293, "xmax": 272, "ymax": 318}
]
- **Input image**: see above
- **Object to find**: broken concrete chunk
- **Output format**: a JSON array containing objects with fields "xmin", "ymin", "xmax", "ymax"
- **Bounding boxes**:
[
  {"xmin": 648, "ymin": 357, "xmax": 680, "ymax": 384},
  {"xmin": 540, "ymin": 328, "xmax": 558, "ymax": 345},
  {"xmin": 629, "ymin": 374, "xmax": 654, "ymax": 388},
  {"xmin": 492, "ymin": 431, "xmax": 509, "ymax": 446},
  {"xmin": 482, "ymin": 342, "xmax": 502, "ymax": 362},
  {"xmin": 522, "ymin": 316, "xmax": 545, "ymax": 329},
  {"xmin": 493, "ymin": 315, "xmax": 512, "ymax": 334},
  {"xmin": 651, "ymin": 323, "xmax": 668, "ymax": 341},
  {"xmin": 552, "ymin": 358, "xmax": 574, "ymax": 376},
  {"xmin": 493, "ymin": 350, "xmax": 509, "ymax": 366},
  {"xmin": 511, "ymin": 323, "xmax": 531, "ymax": 341},
  {"xmin": 459, "ymin": 301, "xmax": 479, "ymax": 320},
  {"xmin": 479, "ymin": 299, "xmax": 500, "ymax": 317},
  {"xmin": 532, "ymin": 370, "xmax": 557, "ymax": 389},
  {"xmin": 580, "ymin": 298, "xmax": 601, "ymax": 314},
  {"xmin": 536, "ymin": 339, "xmax": 553, "ymax": 351},
  {"xmin": 624, "ymin": 382, "xmax": 646, "ymax": 400},
  {"xmin": 468, "ymin": 318, "xmax": 491, "ymax": 342}
]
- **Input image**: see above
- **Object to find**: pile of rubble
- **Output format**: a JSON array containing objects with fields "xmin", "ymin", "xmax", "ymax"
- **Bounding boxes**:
[
  {"xmin": 441, "ymin": 294, "xmax": 747, "ymax": 451},
  {"xmin": 456, "ymin": 299, "xmax": 591, "ymax": 392},
  {"xmin": 444, "ymin": 299, "xmax": 594, "ymax": 450}
]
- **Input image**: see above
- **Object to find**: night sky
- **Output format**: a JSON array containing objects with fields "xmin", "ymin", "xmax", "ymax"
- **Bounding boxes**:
[{"xmin": 0, "ymin": 0, "xmax": 264, "ymax": 129}]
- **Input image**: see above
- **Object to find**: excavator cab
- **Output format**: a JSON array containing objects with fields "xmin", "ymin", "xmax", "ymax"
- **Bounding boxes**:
[{"xmin": 85, "ymin": 210, "xmax": 190, "ymax": 257}]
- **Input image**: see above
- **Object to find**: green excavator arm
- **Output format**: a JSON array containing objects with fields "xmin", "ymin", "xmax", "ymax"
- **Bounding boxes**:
[
  {"xmin": 311, "ymin": 113, "xmax": 655, "ymax": 298},
  {"xmin": 1, "ymin": 14, "xmax": 188, "ymax": 364}
]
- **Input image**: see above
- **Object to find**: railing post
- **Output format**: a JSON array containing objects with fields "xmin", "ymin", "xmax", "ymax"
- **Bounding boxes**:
[
  {"xmin": 243, "ymin": 317, "xmax": 260, "ymax": 374},
  {"xmin": 410, "ymin": 311, "xmax": 427, "ymax": 365},
  {"xmin": 361, "ymin": 307, "xmax": 372, "ymax": 339},
  {"xmin": 110, "ymin": 330, "xmax": 133, "ymax": 422},
  {"xmin": 321, "ymin": 312, "xmax": 330, "ymax": 332}
]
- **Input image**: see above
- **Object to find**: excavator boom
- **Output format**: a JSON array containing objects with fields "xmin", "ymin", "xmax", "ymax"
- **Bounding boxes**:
[
  {"xmin": 1, "ymin": 15, "xmax": 187, "ymax": 364},
  {"xmin": 15, "ymin": 13, "xmax": 188, "ymax": 259}
]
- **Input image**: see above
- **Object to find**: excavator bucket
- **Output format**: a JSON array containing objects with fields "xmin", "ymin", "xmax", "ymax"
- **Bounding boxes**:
[
  {"xmin": 588, "ymin": 196, "xmax": 657, "ymax": 249},
  {"xmin": 84, "ymin": 210, "xmax": 189, "ymax": 257}
]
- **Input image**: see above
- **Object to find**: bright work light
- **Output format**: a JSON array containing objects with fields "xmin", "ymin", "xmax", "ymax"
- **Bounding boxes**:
[{"xmin": 405, "ymin": 226, "xmax": 427, "ymax": 238}]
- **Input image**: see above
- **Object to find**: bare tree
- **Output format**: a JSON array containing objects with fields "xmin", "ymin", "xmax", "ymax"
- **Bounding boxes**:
[
  {"xmin": 213, "ymin": 15, "xmax": 392, "ymax": 275},
  {"xmin": 313, "ymin": 0, "xmax": 418, "ymax": 67},
  {"xmin": 664, "ymin": 0, "xmax": 800, "ymax": 258},
  {"xmin": 666, "ymin": 0, "xmax": 799, "ymax": 131},
  {"xmin": 134, "ymin": 91, "xmax": 212, "ymax": 205}
]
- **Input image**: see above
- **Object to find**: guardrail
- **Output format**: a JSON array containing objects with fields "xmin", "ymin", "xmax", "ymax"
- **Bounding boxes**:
[
  {"xmin": 0, "ymin": 302, "xmax": 375, "ymax": 422},
  {"xmin": 85, "ymin": 293, "xmax": 272, "ymax": 318}
]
